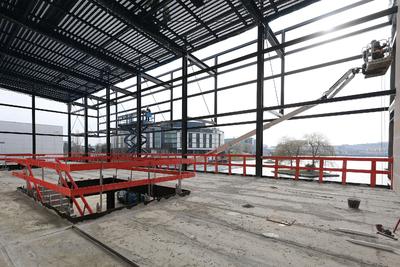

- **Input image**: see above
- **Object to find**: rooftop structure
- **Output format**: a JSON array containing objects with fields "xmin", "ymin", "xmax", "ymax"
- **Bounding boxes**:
[
  {"xmin": 0, "ymin": 0, "xmax": 400, "ymax": 266},
  {"xmin": 0, "ymin": 171, "xmax": 399, "ymax": 266}
]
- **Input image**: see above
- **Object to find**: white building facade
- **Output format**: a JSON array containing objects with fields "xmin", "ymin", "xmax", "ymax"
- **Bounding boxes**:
[{"xmin": 0, "ymin": 121, "xmax": 63, "ymax": 154}]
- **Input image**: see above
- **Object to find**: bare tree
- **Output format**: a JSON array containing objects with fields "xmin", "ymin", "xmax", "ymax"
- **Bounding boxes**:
[
  {"xmin": 274, "ymin": 137, "xmax": 306, "ymax": 166},
  {"xmin": 304, "ymin": 133, "xmax": 335, "ymax": 167}
]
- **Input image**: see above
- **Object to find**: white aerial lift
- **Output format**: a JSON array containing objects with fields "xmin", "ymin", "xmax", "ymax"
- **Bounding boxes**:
[{"xmin": 208, "ymin": 39, "xmax": 393, "ymax": 155}]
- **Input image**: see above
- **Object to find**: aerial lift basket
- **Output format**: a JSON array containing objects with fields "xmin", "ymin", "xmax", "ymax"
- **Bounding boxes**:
[{"xmin": 362, "ymin": 39, "xmax": 393, "ymax": 78}]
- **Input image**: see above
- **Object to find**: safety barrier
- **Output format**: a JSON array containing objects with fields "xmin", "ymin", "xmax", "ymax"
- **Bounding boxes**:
[
  {"xmin": 7, "ymin": 154, "xmax": 195, "ymax": 217},
  {"xmin": 1, "ymin": 153, "xmax": 393, "ymax": 188},
  {"xmin": 138, "ymin": 153, "xmax": 393, "ymax": 188}
]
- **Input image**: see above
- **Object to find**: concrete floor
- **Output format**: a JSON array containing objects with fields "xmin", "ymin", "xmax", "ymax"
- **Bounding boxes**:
[{"xmin": 0, "ymin": 169, "xmax": 399, "ymax": 266}]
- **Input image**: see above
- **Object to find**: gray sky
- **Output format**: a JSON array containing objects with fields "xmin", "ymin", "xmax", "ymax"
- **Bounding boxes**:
[{"xmin": 0, "ymin": 0, "xmax": 392, "ymax": 148}]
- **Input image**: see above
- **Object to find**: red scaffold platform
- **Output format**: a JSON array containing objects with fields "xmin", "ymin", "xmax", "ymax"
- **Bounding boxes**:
[{"xmin": 7, "ymin": 154, "xmax": 195, "ymax": 220}]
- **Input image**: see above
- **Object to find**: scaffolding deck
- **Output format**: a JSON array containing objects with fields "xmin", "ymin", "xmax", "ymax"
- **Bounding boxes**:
[{"xmin": 7, "ymin": 155, "xmax": 195, "ymax": 219}]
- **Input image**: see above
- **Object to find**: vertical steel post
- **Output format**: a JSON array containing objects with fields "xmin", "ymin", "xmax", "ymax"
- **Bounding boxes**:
[
  {"xmin": 84, "ymin": 96, "xmax": 89, "ymax": 156},
  {"xmin": 67, "ymin": 103, "xmax": 72, "ymax": 156},
  {"xmin": 255, "ymin": 24, "xmax": 264, "ymax": 177},
  {"xmin": 32, "ymin": 94, "xmax": 36, "ymax": 156},
  {"xmin": 137, "ymin": 73, "xmax": 142, "ymax": 156},
  {"xmin": 389, "ymin": 43, "xmax": 395, "ymax": 157},
  {"xmin": 115, "ymin": 90, "xmax": 118, "ymax": 145},
  {"xmin": 96, "ymin": 100, "xmax": 100, "ymax": 137},
  {"xmin": 182, "ymin": 54, "xmax": 188, "ymax": 169},
  {"xmin": 170, "ymin": 72, "xmax": 174, "ymax": 123},
  {"xmin": 388, "ymin": 19, "xmax": 396, "ymax": 187},
  {"xmin": 393, "ymin": 3, "xmax": 400, "ymax": 192},
  {"xmin": 280, "ymin": 31, "xmax": 286, "ymax": 115},
  {"xmin": 106, "ymin": 86, "xmax": 111, "ymax": 156},
  {"xmin": 214, "ymin": 56, "xmax": 218, "ymax": 123}
]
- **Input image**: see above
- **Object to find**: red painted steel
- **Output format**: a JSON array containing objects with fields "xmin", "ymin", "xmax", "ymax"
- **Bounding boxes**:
[
  {"xmin": 342, "ymin": 160, "xmax": 347, "ymax": 185},
  {"xmin": 6, "ymin": 152, "xmax": 393, "ymax": 211},
  {"xmin": 8, "ymin": 155, "xmax": 196, "ymax": 217},
  {"xmin": 71, "ymin": 172, "xmax": 194, "ymax": 196},
  {"xmin": 137, "ymin": 153, "xmax": 392, "ymax": 188},
  {"xmin": 318, "ymin": 159, "xmax": 324, "ymax": 183}
]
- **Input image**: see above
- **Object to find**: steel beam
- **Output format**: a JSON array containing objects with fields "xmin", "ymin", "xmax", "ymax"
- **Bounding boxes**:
[
  {"xmin": 94, "ymin": 0, "xmax": 216, "ymax": 76},
  {"xmin": 106, "ymin": 86, "xmax": 111, "ymax": 155},
  {"xmin": 0, "ymin": 7, "xmax": 170, "ymax": 92},
  {"xmin": 389, "ymin": 20, "xmax": 396, "ymax": 167},
  {"xmin": 130, "ymin": 107, "xmax": 390, "ymax": 135},
  {"xmin": 170, "ymin": 73, "xmax": 174, "ymax": 123},
  {"xmin": 275, "ymin": 0, "xmax": 374, "ymax": 34},
  {"xmin": 189, "ymin": 90, "xmax": 395, "ymax": 122},
  {"xmin": 32, "ymin": 94, "xmax": 36, "ymax": 155},
  {"xmin": 0, "ymin": 10, "xmax": 136, "ymax": 75},
  {"xmin": 0, "ymin": 80, "xmax": 70, "ymax": 103},
  {"xmin": 68, "ymin": 103, "xmax": 72, "ymax": 156},
  {"xmin": 214, "ymin": 57, "xmax": 218, "ymax": 123},
  {"xmin": 182, "ymin": 54, "xmax": 188, "ymax": 163},
  {"xmin": 0, "ymin": 69, "xmax": 84, "ymax": 101},
  {"xmin": 84, "ymin": 96, "xmax": 89, "ymax": 156},
  {"xmin": 0, "ymin": 49, "xmax": 126, "ymax": 101},
  {"xmin": 240, "ymin": 0, "xmax": 283, "ymax": 57},
  {"xmin": 255, "ymin": 24, "xmax": 264, "ymax": 177},
  {"xmin": 280, "ymin": 31, "xmax": 285, "ymax": 115},
  {"xmin": 141, "ymin": 6, "xmax": 397, "ymax": 91},
  {"xmin": 137, "ymin": 73, "xmax": 142, "ymax": 156},
  {"xmin": 141, "ymin": 74, "xmax": 172, "ymax": 89}
]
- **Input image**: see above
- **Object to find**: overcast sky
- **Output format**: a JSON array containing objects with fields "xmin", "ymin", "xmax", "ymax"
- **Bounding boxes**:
[{"xmin": 0, "ymin": 0, "xmax": 393, "ymax": 149}]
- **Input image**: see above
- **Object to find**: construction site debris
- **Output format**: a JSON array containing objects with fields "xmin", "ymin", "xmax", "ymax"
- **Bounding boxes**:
[
  {"xmin": 347, "ymin": 198, "xmax": 361, "ymax": 209},
  {"xmin": 347, "ymin": 239, "xmax": 398, "ymax": 254},
  {"xmin": 334, "ymin": 228, "xmax": 376, "ymax": 238},
  {"xmin": 266, "ymin": 217, "xmax": 296, "ymax": 226}
]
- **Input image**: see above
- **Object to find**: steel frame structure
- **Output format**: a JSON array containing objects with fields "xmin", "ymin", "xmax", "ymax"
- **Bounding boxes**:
[{"xmin": 0, "ymin": 1, "xmax": 396, "ymax": 182}]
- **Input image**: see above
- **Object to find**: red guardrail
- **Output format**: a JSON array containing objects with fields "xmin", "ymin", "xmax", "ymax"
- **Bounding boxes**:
[
  {"xmin": 134, "ymin": 153, "xmax": 393, "ymax": 188},
  {"xmin": 1, "ymin": 153, "xmax": 393, "ymax": 188},
  {"xmin": 261, "ymin": 156, "xmax": 393, "ymax": 188}
]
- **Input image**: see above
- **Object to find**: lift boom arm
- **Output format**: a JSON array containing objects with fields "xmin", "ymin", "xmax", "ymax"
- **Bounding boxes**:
[{"xmin": 208, "ymin": 68, "xmax": 361, "ymax": 155}]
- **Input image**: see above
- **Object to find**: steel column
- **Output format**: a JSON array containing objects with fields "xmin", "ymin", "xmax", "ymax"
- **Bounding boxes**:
[
  {"xmin": 255, "ymin": 24, "xmax": 264, "ymax": 177},
  {"xmin": 96, "ymin": 100, "xmax": 100, "ymax": 137},
  {"xmin": 214, "ymin": 56, "xmax": 218, "ymax": 123},
  {"xmin": 68, "ymin": 103, "xmax": 72, "ymax": 156},
  {"xmin": 389, "ymin": 19, "xmax": 396, "ymax": 160},
  {"xmin": 106, "ymin": 86, "xmax": 111, "ymax": 155},
  {"xmin": 170, "ymin": 72, "xmax": 173, "ymax": 123},
  {"xmin": 84, "ymin": 96, "xmax": 89, "ymax": 156},
  {"xmin": 106, "ymin": 191, "xmax": 115, "ymax": 210},
  {"xmin": 32, "ymin": 94, "xmax": 36, "ymax": 155},
  {"xmin": 182, "ymin": 54, "xmax": 188, "ymax": 165},
  {"xmin": 115, "ymin": 91, "xmax": 118, "ymax": 139},
  {"xmin": 280, "ymin": 31, "xmax": 286, "ymax": 115},
  {"xmin": 137, "ymin": 73, "xmax": 142, "ymax": 156}
]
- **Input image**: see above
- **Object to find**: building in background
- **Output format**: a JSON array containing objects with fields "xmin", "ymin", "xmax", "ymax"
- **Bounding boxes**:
[
  {"xmin": 0, "ymin": 121, "xmax": 63, "ymax": 154},
  {"xmin": 113, "ymin": 118, "xmax": 224, "ymax": 154},
  {"xmin": 224, "ymin": 138, "xmax": 256, "ymax": 154}
]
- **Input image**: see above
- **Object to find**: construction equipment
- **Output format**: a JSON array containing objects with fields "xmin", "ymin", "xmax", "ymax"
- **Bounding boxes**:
[
  {"xmin": 362, "ymin": 39, "xmax": 393, "ymax": 78},
  {"xmin": 209, "ymin": 67, "xmax": 361, "ymax": 154},
  {"xmin": 118, "ymin": 111, "xmax": 154, "ymax": 153},
  {"xmin": 208, "ymin": 39, "xmax": 394, "ymax": 155}
]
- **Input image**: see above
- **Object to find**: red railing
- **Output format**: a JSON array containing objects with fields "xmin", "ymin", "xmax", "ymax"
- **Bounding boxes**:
[
  {"xmin": 7, "ymin": 154, "xmax": 195, "ymax": 217},
  {"xmin": 1, "ymin": 153, "xmax": 393, "ymax": 188},
  {"xmin": 137, "ymin": 153, "xmax": 393, "ymax": 188},
  {"xmin": 262, "ymin": 156, "xmax": 393, "ymax": 188}
]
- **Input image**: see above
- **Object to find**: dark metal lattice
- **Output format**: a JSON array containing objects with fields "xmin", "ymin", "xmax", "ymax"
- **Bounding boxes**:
[{"xmin": 0, "ymin": 0, "xmax": 319, "ymax": 102}]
